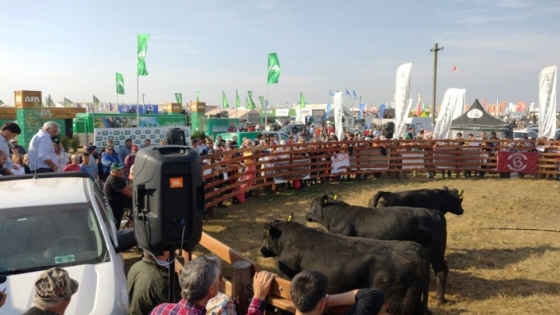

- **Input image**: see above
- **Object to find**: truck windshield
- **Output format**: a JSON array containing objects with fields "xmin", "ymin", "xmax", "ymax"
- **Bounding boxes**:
[{"xmin": 0, "ymin": 203, "xmax": 108, "ymax": 275}]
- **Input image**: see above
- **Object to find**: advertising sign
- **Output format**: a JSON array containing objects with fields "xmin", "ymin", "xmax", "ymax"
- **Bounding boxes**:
[
  {"xmin": 497, "ymin": 152, "xmax": 538, "ymax": 173},
  {"xmin": 94, "ymin": 127, "xmax": 191, "ymax": 153}
]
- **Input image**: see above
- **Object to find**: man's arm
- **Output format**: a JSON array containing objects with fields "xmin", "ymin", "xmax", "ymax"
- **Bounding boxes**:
[
  {"xmin": 327, "ymin": 289, "xmax": 385, "ymax": 315},
  {"xmin": 120, "ymin": 185, "xmax": 133, "ymax": 198},
  {"xmin": 247, "ymin": 271, "xmax": 274, "ymax": 315}
]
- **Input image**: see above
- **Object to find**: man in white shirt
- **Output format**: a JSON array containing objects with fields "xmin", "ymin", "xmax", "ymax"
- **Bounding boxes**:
[
  {"xmin": 0, "ymin": 122, "xmax": 22, "ymax": 175},
  {"xmin": 28, "ymin": 121, "xmax": 60, "ymax": 173}
]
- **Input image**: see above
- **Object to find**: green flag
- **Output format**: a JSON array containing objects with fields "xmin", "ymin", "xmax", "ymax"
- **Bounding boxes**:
[
  {"xmin": 0, "ymin": 100, "xmax": 3, "ymax": 105},
  {"xmin": 196, "ymin": 91, "xmax": 200, "ymax": 102},
  {"xmin": 64, "ymin": 98, "xmax": 73, "ymax": 107},
  {"xmin": 258, "ymin": 96, "xmax": 265, "ymax": 109},
  {"xmin": 235, "ymin": 90, "xmax": 240, "ymax": 108},
  {"xmin": 47, "ymin": 94, "xmax": 55, "ymax": 107},
  {"xmin": 300, "ymin": 92, "xmax": 306, "ymax": 108},
  {"xmin": 247, "ymin": 91, "xmax": 257, "ymax": 109},
  {"xmin": 267, "ymin": 53, "xmax": 281, "ymax": 84},
  {"xmin": 116, "ymin": 72, "xmax": 125, "ymax": 94},
  {"xmin": 222, "ymin": 91, "xmax": 229, "ymax": 109},
  {"xmin": 137, "ymin": 34, "xmax": 150, "ymax": 76},
  {"xmin": 245, "ymin": 95, "xmax": 249, "ymax": 108},
  {"xmin": 175, "ymin": 93, "xmax": 183, "ymax": 104}
]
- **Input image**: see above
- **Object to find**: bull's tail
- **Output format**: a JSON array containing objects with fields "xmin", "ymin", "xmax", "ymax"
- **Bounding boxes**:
[{"xmin": 369, "ymin": 191, "xmax": 388, "ymax": 208}]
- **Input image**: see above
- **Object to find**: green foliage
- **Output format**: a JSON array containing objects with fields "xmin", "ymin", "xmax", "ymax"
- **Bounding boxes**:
[
  {"xmin": 60, "ymin": 135, "xmax": 71, "ymax": 152},
  {"xmin": 191, "ymin": 130, "xmax": 207, "ymax": 140},
  {"xmin": 70, "ymin": 135, "xmax": 81, "ymax": 152}
]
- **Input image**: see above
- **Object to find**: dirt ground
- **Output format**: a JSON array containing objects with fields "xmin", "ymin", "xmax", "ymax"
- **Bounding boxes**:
[{"xmin": 124, "ymin": 176, "xmax": 560, "ymax": 314}]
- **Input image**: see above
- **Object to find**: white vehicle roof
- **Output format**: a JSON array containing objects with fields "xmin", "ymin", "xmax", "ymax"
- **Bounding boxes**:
[{"xmin": 0, "ymin": 176, "xmax": 88, "ymax": 208}]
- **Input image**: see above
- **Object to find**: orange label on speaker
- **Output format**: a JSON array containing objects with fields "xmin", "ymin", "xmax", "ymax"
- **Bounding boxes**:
[{"xmin": 169, "ymin": 178, "xmax": 183, "ymax": 188}]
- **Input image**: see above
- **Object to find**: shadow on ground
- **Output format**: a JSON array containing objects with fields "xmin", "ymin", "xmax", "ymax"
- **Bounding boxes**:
[{"xmin": 446, "ymin": 245, "xmax": 560, "ymax": 270}]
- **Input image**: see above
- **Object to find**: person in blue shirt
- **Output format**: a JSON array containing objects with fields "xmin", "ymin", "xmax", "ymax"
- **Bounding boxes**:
[{"xmin": 101, "ymin": 145, "xmax": 121, "ymax": 182}]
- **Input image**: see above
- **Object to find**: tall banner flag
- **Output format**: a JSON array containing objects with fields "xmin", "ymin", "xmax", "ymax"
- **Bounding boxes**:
[
  {"xmin": 326, "ymin": 103, "xmax": 332, "ymax": 118},
  {"xmin": 258, "ymin": 96, "xmax": 265, "ymax": 108},
  {"xmin": 267, "ymin": 53, "xmax": 281, "ymax": 84},
  {"xmin": 47, "ymin": 94, "xmax": 55, "ymax": 107},
  {"xmin": 64, "ymin": 98, "xmax": 73, "ymax": 108},
  {"xmin": 116, "ymin": 72, "xmax": 125, "ymax": 94},
  {"xmin": 433, "ymin": 88, "xmax": 466, "ymax": 139},
  {"xmin": 196, "ymin": 91, "xmax": 200, "ymax": 102},
  {"xmin": 378, "ymin": 103, "xmax": 386, "ymax": 124},
  {"xmin": 175, "ymin": 93, "xmax": 183, "ymax": 105},
  {"xmin": 393, "ymin": 62, "xmax": 412, "ymax": 138},
  {"xmin": 0, "ymin": 100, "xmax": 3, "ymax": 105},
  {"xmin": 353, "ymin": 90, "xmax": 357, "ymax": 100},
  {"xmin": 329, "ymin": 90, "xmax": 334, "ymax": 97},
  {"xmin": 247, "ymin": 91, "xmax": 256, "ymax": 109},
  {"xmin": 299, "ymin": 92, "xmax": 306, "ymax": 108},
  {"xmin": 93, "ymin": 95, "xmax": 100, "ymax": 111},
  {"xmin": 538, "ymin": 65, "xmax": 557, "ymax": 139},
  {"xmin": 235, "ymin": 90, "xmax": 241, "ymax": 108},
  {"xmin": 333, "ymin": 92, "xmax": 344, "ymax": 141},
  {"xmin": 345, "ymin": 89, "xmax": 351, "ymax": 98},
  {"xmin": 222, "ymin": 91, "xmax": 229, "ymax": 109},
  {"xmin": 358, "ymin": 102, "xmax": 365, "ymax": 120},
  {"xmin": 245, "ymin": 95, "xmax": 249, "ymax": 108},
  {"xmin": 137, "ymin": 34, "xmax": 150, "ymax": 76}
]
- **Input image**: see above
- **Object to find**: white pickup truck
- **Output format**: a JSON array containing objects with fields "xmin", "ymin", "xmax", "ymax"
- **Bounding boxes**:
[{"xmin": 0, "ymin": 172, "xmax": 135, "ymax": 314}]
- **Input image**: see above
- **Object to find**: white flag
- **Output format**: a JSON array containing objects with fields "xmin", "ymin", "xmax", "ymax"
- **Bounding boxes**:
[
  {"xmin": 333, "ymin": 92, "xmax": 344, "ymax": 141},
  {"xmin": 538, "ymin": 65, "xmax": 557, "ymax": 139},
  {"xmin": 433, "ymin": 88, "xmax": 466, "ymax": 139},
  {"xmin": 393, "ymin": 63, "xmax": 412, "ymax": 138}
]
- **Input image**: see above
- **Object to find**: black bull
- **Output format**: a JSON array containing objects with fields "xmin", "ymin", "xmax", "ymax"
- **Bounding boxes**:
[
  {"xmin": 368, "ymin": 187, "xmax": 465, "ymax": 215},
  {"xmin": 261, "ymin": 220, "xmax": 431, "ymax": 315},
  {"xmin": 306, "ymin": 195, "xmax": 449, "ymax": 302}
]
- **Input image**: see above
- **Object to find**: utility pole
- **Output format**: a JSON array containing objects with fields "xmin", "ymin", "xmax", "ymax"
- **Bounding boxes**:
[{"xmin": 430, "ymin": 43, "xmax": 444, "ymax": 125}]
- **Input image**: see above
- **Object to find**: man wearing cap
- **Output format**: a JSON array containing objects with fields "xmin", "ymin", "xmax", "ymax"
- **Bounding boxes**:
[
  {"xmin": 101, "ymin": 145, "xmax": 121, "ymax": 182},
  {"xmin": 28, "ymin": 121, "xmax": 60, "ymax": 173},
  {"xmin": 23, "ymin": 267, "xmax": 79, "ymax": 315},
  {"xmin": 104, "ymin": 162, "xmax": 132, "ymax": 230},
  {"xmin": 0, "ymin": 122, "xmax": 23, "ymax": 175},
  {"xmin": 125, "ymin": 145, "xmax": 139, "ymax": 177}
]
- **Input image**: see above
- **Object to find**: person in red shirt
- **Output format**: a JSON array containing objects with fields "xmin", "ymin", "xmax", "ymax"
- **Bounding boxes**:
[{"xmin": 63, "ymin": 154, "xmax": 81, "ymax": 172}]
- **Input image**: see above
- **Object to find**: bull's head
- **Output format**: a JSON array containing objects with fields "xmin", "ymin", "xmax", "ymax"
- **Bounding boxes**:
[
  {"xmin": 306, "ymin": 195, "xmax": 329, "ymax": 222},
  {"xmin": 260, "ymin": 220, "xmax": 284, "ymax": 258},
  {"xmin": 446, "ymin": 188, "xmax": 465, "ymax": 215}
]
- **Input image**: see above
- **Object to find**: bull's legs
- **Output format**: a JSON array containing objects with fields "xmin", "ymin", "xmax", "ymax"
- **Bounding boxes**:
[{"xmin": 434, "ymin": 263, "xmax": 449, "ymax": 302}]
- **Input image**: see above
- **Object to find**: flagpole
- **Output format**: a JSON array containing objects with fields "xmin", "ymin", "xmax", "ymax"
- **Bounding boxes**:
[
  {"xmin": 136, "ymin": 75, "xmax": 140, "ymax": 126},
  {"xmin": 265, "ymin": 85, "xmax": 269, "ymax": 129}
]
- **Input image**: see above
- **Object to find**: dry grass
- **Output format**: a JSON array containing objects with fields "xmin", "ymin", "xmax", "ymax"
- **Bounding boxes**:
[{"xmin": 125, "ymin": 177, "xmax": 560, "ymax": 314}]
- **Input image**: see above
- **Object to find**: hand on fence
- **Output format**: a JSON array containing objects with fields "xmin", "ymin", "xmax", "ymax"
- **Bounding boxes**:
[{"xmin": 253, "ymin": 271, "xmax": 275, "ymax": 300}]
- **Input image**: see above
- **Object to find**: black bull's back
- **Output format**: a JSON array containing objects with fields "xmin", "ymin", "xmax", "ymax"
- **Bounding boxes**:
[{"xmin": 262, "ymin": 221, "xmax": 431, "ymax": 315}]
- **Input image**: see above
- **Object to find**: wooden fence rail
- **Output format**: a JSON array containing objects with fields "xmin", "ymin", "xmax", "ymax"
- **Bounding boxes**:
[{"xmin": 202, "ymin": 139, "xmax": 560, "ymax": 210}]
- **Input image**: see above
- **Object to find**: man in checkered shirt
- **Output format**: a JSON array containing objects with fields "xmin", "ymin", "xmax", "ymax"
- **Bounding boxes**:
[{"xmin": 150, "ymin": 255, "xmax": 274, "ymax": 315}]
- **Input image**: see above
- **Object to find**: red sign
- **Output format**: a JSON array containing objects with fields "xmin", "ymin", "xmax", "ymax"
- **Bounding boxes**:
[{"xmin": 497, "ymin": 152, "xmax": 538, "ymax": 173}]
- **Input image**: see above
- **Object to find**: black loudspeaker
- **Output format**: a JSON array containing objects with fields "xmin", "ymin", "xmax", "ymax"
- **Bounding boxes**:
[
  {"xmin": 384, "ymin": 122, "xmax": 395, "ymax": 139},
  {"xmin": 165, "ymin": 128, "xmax": 187, "ymax": 145},
  {"xmin": 133, "ymin": 146, "xmax": 204, "ymax": 255}
]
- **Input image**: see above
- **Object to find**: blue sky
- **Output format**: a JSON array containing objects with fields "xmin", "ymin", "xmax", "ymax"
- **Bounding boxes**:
[{"xmin": 0, "ymin": 0, "xmax": 558, "ymax": 108}]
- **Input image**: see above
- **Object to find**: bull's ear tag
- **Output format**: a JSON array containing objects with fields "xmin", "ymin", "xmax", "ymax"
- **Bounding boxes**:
[
  {"xmin": 287, "ymin": 215, "xmax": 293, "ymax": 222},
  {"xmin": 333, "ymin": 195, "xmax": 338, "ymax": 200},
  {"xmin": 322, "ymin": 195, "xmax": 329, "ymax": 205}
]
